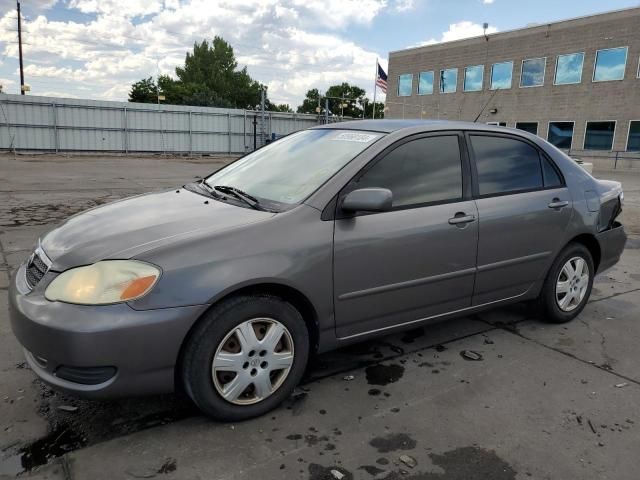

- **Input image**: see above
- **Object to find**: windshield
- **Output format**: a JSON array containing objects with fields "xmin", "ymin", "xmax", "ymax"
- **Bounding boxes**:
[{"xmin": 205, "ymin": 129, "xmax": 383, "ymax": 207}]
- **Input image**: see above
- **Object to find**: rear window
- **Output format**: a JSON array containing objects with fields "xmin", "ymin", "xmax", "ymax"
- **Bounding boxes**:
[{"xmin": 470, "ymin": 135, "xmax": 543, "ymax": 196}]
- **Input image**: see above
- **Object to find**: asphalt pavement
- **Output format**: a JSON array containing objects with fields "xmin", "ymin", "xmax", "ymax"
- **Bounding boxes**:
[{"xmin": 1, "ymin": 153, "xmax": 639, "ymax": 480}]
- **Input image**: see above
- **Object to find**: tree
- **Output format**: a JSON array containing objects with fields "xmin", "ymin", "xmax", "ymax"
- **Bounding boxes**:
[
  {"xmin": 363, "ymin": 101, "xmax": 386, "ymax": 119},
  {"xmin": 296, "ymin": 88, "xmax": 322, "ymax": 114},
  {"xmin": 129, "ymin": 36, "xmax": 265, "ymax": 109},
  {"xmin": 296, "ymin": 83, "xmax": 385, "ymax": 118},
  {"xmin": 267, "ymin": 103, "xmax": 293, "ymax": 112},
  {"xmin": 128, "ymin": 77, "xmax": 157, "ymax": 103}
]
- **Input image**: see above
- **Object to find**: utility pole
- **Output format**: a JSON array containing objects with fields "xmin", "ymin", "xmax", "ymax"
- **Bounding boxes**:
[
  {"xmin": 260, "ymin": 87, "xmax": 266, "ymax": 145},
  {"xmin": 17, "ymin": 1, "xmax": 25, "ymax": 95}
]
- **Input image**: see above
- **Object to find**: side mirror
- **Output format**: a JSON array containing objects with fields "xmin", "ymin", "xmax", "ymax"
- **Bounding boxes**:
[{"xmin": 342, "ymin": 188, "xmax": 393, "ymax": 213}]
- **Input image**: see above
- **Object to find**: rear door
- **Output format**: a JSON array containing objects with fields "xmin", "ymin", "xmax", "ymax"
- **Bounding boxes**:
[
  {"xmin": 467, "ymin": 133, "xmax": 571, "ymax": 305},
  {"xmin": 333, "ymin": 133, "xmax": 479, "ymax": 339}
]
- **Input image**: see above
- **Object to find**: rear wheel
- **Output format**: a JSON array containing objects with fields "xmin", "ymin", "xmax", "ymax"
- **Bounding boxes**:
[
  {"xmin": 538, "ymin": 243, "xmax": 594, "ymax": 323},
  {"xmin": 181, "ymin": 295, "xmax": 309, "ymax": 421}
]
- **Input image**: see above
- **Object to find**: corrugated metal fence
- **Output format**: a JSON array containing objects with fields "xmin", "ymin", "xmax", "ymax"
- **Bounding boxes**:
[{"xmin": 0, "ymin": 94, "xmax": 330, "ymax": 154}]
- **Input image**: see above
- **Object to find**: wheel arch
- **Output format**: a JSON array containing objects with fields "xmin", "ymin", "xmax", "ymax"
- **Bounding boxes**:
[
  {"xmin": 174, "ymin": 282, "xmax": 320, "ymax": 390},
  {"xmin": 566, "ymin": 233, "xmax": 601, "ymax": 272}
]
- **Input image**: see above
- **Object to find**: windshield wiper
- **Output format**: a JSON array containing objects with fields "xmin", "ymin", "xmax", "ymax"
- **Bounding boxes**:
[
  {"xmin": 212, "ymin": 185, "xmax": 264, "ymax": 210},
  {"xmin": 195, "ymin": 179, "xmax": 224, "ymax": 199}
]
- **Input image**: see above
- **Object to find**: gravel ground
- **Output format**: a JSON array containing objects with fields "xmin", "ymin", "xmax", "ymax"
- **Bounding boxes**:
[{"xmin": 1, "ymin": 153, "xmax": 640, "ymax": 480}]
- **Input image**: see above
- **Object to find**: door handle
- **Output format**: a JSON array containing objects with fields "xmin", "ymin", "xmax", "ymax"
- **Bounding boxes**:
[
  {"xmin": 448, "ymin": 213, "xmax": 476, "ymax": 225},
  {"xmin": 548, "ymin": 198, "xmax": 569, "ymax": 209}
]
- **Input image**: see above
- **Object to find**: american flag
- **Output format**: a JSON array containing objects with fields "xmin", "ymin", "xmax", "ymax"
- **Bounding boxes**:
[{"xmin": 375, "ymin": 62, "xmax": 388, "ymax": 94}]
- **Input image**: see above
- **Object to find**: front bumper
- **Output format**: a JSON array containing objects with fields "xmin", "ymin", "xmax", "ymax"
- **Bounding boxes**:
[
  {"xmin": 596, "ymin": 222, "xmax": 627, "ymax": 273},
  {"xmin": 9, "ymin": 263, "xmax": 206, "ymax": 399}
]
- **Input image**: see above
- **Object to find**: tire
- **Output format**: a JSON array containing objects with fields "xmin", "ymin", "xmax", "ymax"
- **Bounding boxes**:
[
  {"xmin": 180, "ymin": 294, "xmax": 309, "ymax": 421},
  {"xmin": 538, "ymin": 243, "xmax": 594, "ymax": 324}
]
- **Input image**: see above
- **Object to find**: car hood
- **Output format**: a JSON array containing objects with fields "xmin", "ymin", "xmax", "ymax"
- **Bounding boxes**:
[{"xmin": 41, "ymin": 188, "xmax": 275, "ymax": 271}]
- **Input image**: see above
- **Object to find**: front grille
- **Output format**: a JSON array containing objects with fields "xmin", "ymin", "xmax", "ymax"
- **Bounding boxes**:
[{"xmin": 25, "ymin": 250, "xmax": 49, "ymax": 289}]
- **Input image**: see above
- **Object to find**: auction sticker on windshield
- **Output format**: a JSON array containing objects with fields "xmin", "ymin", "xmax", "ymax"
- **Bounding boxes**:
[{"xmin": 332, "ymin": 132, "xmax": 379, "ymax": 143}]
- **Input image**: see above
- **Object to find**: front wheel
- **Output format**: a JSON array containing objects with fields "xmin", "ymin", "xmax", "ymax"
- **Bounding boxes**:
[
  {"xmin": 538, "ymin": 243, "xmax": 594, "ymax": 323},
  {"xmin": 181, "ymin": 295, "xmax": 309, "ymax": 421}
]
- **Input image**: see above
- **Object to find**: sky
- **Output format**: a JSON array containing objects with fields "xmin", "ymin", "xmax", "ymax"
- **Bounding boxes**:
[{"xmin": 0, "ymin": 0, "xmax": 638, "ymax": 108}]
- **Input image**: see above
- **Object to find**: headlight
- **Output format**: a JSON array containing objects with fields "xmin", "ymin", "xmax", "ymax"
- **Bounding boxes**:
[{"xmin": 45, "ymin": 260, "xmax": 160, "ymax": 305}]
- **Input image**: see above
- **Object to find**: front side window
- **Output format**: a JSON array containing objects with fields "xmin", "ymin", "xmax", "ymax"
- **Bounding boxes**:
[
  {"xmin": 464, "ymin": 65, "xmax": 484, "ymax": 92},
  {"xmin": 471, "ymin": 135, "xmax": 543, "ymax": 196},
  {"xmin": 520, "ymin": 58, "xmax": 545, "ymax": 87},
  {"xmin": 547, "ymin": 122, "xmax": 574, "ymax": 149},
  {"xmin": 355, "ymin": 136, "xmax": 462, "ymax": 208},
  {"xmin": 584, "ymin": 121, "xmax": 616, "ymax": 150},
  {"xmin": 440, "ymin": 68, "xmax": 458, "ymax": 93},
  {"xmin": 490, "ymin": 61, "xmax": 513, "ymax": 89},
  {"xmin": 206, "ymin": 129, "xmax": 382, "ymax": 207},
  {"xmin": 516, "ymin": 122, "xmax": 538, "ymax": 135},
  {"xmin": 593, "ymin": 47, "xmax": 628, "ymax": 82},
  {"xmin": 398, "ymin": 74, "xmax": 413, "ymax": 96},
  {"xmin": 628, "ymin": 121, "xmax": 640, "ymax": 152},
  {"xmin": 555, "ymin": 53, "xmax": 584, "ymax": 85},
  {"xmin": 418, "ymin": 71, "xmax": 434, "ymax": 95}
]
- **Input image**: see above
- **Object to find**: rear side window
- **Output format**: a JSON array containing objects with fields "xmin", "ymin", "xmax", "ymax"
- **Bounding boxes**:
[
  {"xmin": 356, "ymin": 135, "xmax": 462, "ymax": 208},
  {"xmin": 470, "ymin": 135, "xmax": 543, "ymax": 196},
  {"xmin": 541, "ymin": 156, "xmax": 563, "ymax": 188}
]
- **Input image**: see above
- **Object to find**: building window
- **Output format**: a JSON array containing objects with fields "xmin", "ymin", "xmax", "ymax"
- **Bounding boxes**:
[
  {"xmin": 593, "ymin": 47, "xmax": 628, "ymax": 82},
  {"xmin": 516, "ymin": 122, "xmax": 538, "ymax": 135},
  {"xmin": 520, "ymin": 58, "xmax": 546, "ymax": 87},
  {"xmin": 628, "ymin": 121, "xmax": 640, "ymax": 152},
  {"xmin": 584, "ymin": 121, "xmax": 616, "ymax": 150},
  {"xmin": 548, "ymin": 122, "xmax": 574, "ymax": 149},
  {"xmin": 464, "ymin": 65, "xmax": 483, "ymax": 92},
  {"xmin": 418, "ymin": 71, "xmax": 434, "ymax": 95},
  {"xmin": 398, "ymin": 74, "xmax": 413, "ymax": 97},
  {"xmin": 554, "ymin": 53, "xmax": 584, "ymax": 85},
  {"xmin": 490, "ymin": 61, "xmax": 513, "ymax": 90},
  {"xmin": 440, "ymin": 68, "xmax": 458, "ymax": 93},
  {"xmin": 487, "ymin": 122, "xmax": 507, "ymax": 127}
]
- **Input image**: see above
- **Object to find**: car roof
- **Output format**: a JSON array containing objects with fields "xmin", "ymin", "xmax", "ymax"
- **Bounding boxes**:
[{"xmin": 313, "ymin": 119, "xmax": 528, "ymax": 136}]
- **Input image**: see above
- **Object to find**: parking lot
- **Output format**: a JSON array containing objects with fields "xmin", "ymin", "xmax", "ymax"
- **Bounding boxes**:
[{"xmin": 1, "ymin": 153, "xmax": 640, "ymax": 480}]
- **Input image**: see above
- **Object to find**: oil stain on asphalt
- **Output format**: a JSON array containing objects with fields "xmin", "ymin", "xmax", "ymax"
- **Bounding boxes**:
[
  {"xmin": 365, "ymin": 364, "xmax": 405, "ymax": 386},
  {"xmin": 369, "ymin": 433, "xmax": 417, "ymax": 453}
]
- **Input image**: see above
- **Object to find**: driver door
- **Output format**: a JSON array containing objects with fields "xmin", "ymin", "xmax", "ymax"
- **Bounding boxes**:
[{"xmin": 333, "ymin": 133, "xmax": 478, "ymax": 339}]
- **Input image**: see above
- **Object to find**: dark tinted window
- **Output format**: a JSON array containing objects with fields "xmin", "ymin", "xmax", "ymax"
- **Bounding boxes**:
[
  {"xmin": 471, "ymin": 135, "xmax": 543, "ymax": 196},
  {"xmin": 356, "ymin": 136, "xmax": 462, "ymax": 207},
  {"xmin": 548, "ymin": 122, "xmax": 574, "ymax": 149},
  {"xmin": 515, "ymin": 122, "xmax": 538, "ymax": 135},
  {"xmin": 584, "ymin": 121, "xmax": 615, "ymax": 150},
  {"xmin": 542, "ymin": 157, "xmax": 563, "ymax": 188}
]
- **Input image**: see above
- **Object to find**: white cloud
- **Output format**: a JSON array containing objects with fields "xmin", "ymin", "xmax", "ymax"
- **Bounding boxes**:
[
  {"xmin": 483, "ymin": 0, "xmax": 495, "ymax": 4},
  {"xmin": 68, "ymin": 0, "xmax": 164, "ymax": 17},
  {"xmin": 393, "ymin": 0, "xmax": 415, "ymax": 11},
  {"xmin": 0, "ymin": 1, "xmax": 397, "ymax": 106},
  {"xmin": 416, "ymin": 20, "xmax": 498, "ymax": 46},
  {"xmin": 0, "ymin": 0, "xmax": 57, "ymax": 11}
]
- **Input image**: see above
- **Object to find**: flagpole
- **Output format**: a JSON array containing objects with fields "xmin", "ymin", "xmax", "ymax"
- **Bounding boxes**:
[{"xmin": 372, "ymin": 59, "xmax": 378, "ymax": 119}]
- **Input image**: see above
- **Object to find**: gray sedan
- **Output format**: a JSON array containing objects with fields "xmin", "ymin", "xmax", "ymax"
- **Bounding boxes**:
[{"xmin": 9, "ymin": 120, "xmax": 626, "ymax": 420}]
